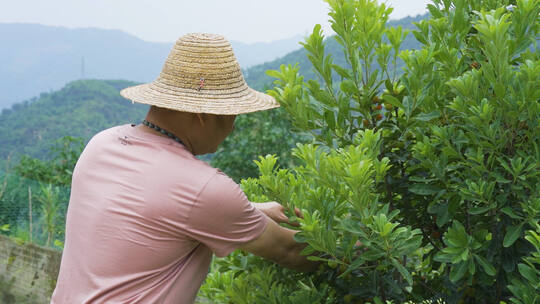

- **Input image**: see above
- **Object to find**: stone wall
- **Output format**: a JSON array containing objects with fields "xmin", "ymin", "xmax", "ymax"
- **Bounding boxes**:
[
  {"xmin": 0, "ymin": 236, "xmax": 210, "ymax": 303},
  {"xmin": 0, "ymin": 235, "xmax": 61, "ymax": 304}
]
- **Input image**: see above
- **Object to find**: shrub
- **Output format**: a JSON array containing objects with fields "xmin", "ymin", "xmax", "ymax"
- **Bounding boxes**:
[
  {"xmin": 201, "ymin": 0, "xmax": 539, "ymax": 302},
  {"xmin": 202, "ymin": 131, "xmax": 424, "ymax": 303}
]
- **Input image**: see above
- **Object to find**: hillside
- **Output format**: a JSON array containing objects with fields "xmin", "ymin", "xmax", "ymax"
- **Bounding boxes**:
[
  {"xmin": 0, "ymin": 79, "xmax": 148, "ymax": 159},
  {"xmin": 245, "ymin": 14, "xmax": 427, "ymax": 90},
  {"xmin": 0, "ymin": 23, "xmax": 304, "ymax": 110}
]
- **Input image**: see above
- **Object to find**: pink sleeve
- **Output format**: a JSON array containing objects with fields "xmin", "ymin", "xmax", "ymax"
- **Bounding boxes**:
[{"xmin": 185, "ymin": 171, "xmax": 268, "ymax": 257}]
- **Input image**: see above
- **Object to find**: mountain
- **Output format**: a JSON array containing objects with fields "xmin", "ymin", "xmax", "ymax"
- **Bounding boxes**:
[
  {"xmin": 231, "ymin": 36, "xmax": 304, "ymax": 68},
  {"xmin": 0, "ymin": 24, "xmax": 170, "ymax": 110},
  {"xmin": 0, "ymin": 23, "xmax": 304, "ymax": 110}
]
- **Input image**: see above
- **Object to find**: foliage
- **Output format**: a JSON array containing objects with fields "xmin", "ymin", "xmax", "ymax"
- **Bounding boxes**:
[
  {"xmin": 202, "ymin": 0, "xmax": 540, "ymax": 303},
  {"xmin": 14, "ymin": 136, "xmax": 84, "ymax": 186},
  {"xmin": 398, "ymin": 0, "xmax": 540, "ymax": 302},
  {"xmin": 201, "ymin": 251, "xmax": 338, "ymax": 304},
  {"xmin": 203, "ymin": 1, "xmax": 429, "ymax": 302},
  {"xmin": 211, "ymin": 108, "xmax": 307, "ymax": 182},
  {"xmin": 267, "ymin": 0, "xmax": 410, "ymax": 148},
  {"xmin": 244, "ymin": 15, "xmax": 426, "ymax": 91},
  {"xmin": 508, "ymin": 224, "xmax": 540, "ymax": 304},
  {"xmin": 203, "ymin": 131, "xmax": 425, "ymax": 303}
]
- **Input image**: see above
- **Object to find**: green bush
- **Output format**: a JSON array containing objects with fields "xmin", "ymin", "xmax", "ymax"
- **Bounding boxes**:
[
  {"xmin": 202, "ymin": 131, "xmax": 424, "ymax": 303},
  {"xmin": 201, "ymin": 0, "xmax": 539, "ymax": 303}
]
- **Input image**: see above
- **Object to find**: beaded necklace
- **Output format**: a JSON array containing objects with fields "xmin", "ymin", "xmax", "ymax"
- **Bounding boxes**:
[{"xmin": 141, "ymin": 120, "xmax": 185, "ymax": 146}]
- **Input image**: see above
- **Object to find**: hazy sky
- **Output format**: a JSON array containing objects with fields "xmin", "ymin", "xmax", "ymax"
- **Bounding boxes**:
[{"xmin": 1, "ymin": 0, "xmax": 430, "ymax": 43}]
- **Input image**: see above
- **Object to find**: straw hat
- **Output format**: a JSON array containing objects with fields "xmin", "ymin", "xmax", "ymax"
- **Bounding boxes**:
[{"xmin": 120, "ymin": 33, "xmax": 280, "ymax": 115}]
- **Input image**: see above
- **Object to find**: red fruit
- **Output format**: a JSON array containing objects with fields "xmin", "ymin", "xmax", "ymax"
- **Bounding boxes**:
[
  {"xmin": 471, "ymin": 62, "xmax": 480, "ymax": 69},
  {"xmin": 372, "ymin": 104, "xmax": 382, "ymax": 111},
  {"xmin": 363, "ymin": 119, "xmax": 370, "ymax": 127},
  {"xmin": 375, "ymin": 114, "xmax": 383, "ymax": 121},
  {"xmin": 372, "ymin": 96, "xmax": 381, "ymax": 104}
]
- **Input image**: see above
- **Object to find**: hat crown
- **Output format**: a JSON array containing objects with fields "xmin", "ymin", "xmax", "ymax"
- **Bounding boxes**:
[{"xmin": 155, "ymin": 33, "xmax": 246, "ymax": 93}]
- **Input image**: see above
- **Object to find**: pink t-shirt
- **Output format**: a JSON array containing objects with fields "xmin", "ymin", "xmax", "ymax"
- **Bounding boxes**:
[{"xmin": 51, "ymin": 124, "xmax": 267, "ymax": 304}]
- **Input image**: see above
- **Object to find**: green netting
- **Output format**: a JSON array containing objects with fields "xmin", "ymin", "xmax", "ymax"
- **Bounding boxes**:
[{"xmin": 0, "ymin": 171, "xmax": 69, "ymax": 250}]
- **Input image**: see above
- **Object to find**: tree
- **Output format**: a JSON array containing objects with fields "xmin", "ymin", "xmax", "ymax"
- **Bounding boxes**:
[
  {"xmin": 38, "ymin": 184, "xmax": 61, "ymax": 247},
  {"xmin": 1, "ymin": 137, "xmax": 83, "ymax": 246},
  {"xmin": 201, "ymin": 0, "xmax": 540, "ymax": 303},
  {"xmin": 14, "ymin": 136, "xmax": 84, "ymax": 187}
]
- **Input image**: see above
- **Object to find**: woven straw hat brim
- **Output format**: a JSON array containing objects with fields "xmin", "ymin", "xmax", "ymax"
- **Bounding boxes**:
[
  {"xmin": 120, "ymin": 32, "xmax": 280, "ymax": 115},
  {"xmin": 120, "ymin": 82, "xmax": 279, "ymax": 115}
]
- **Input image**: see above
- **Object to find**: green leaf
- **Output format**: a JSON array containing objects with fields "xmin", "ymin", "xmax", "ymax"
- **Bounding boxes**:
[
  {"xmin": 409, "ymin": 184, "xmax": 443, "ymax": 195},
  {"xmin": 333, "ymin": 64, "xmax": 352, "ymax": 79},
  {"xmin": 382, "ymin": 94, "xmax": 403, "ymax": 109},
  {"xmin": 415, "ymin": 110, "xmax": 441, "ymax": 122},
  {"xmin": 53, "ymin": 239, "xmax": 64, "ymax": 248},
  {"xmin": 361, "ymin": 250, "xmax": 386, "ymax": 261},
  {"xmin": 503, "ymin": 223, "xmax": 523, "ymax": 247},
  {"xmin": 434, "ymin": 252, "xmax": 454, "ymax": 263},
  {"xmin": 446, "ymin": 221, "xmax": 469, "ymax": 247},
  {"xmin": 501, "ymin": 207, "xmax": 522, "ymax": 220},
  {"xmin": 450, "ymin": 261, "xmax": 468, "ymax": 283},
  {"xmin": 385, "ymin": 79, "xmax": 394, "ymax": 92},
  {"xmin": 474, "ymin": 254, "xmax": 496, "ymax": 276},
  {"xmin": 373, "ymin": 297, "xmax": 384, "ymax": 304},
  {"xmin": 306, "ymin": 256, "xmax": 331, "ymax": 262},
  {"xmin": 340, "ymin": 80, "xmax": 357, "ymax": 96},
  {"xmin": 517, "ymin": 263, "xmax": 537, "ymax": 284},
  {"xmin": 468, "ymin": 205, "xmax": 493, "ymax": 215},
  {"xmin": 324, "ymin": 110, "xmax": 336, "ymax": 130},
  {"xmin": 0, "ymin": 224, "xmax": 9, "ymax": 232},
  {"xmin": 468, "ymin": 257, "xmax": 476, "ymax": 275},
  {"xmin": 391, "ymin": 258, "xmax": 413, "ymax": 286},
  {"xmin": 266, "ymin": 69, "xmax": 282, "ymax": 79}
]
